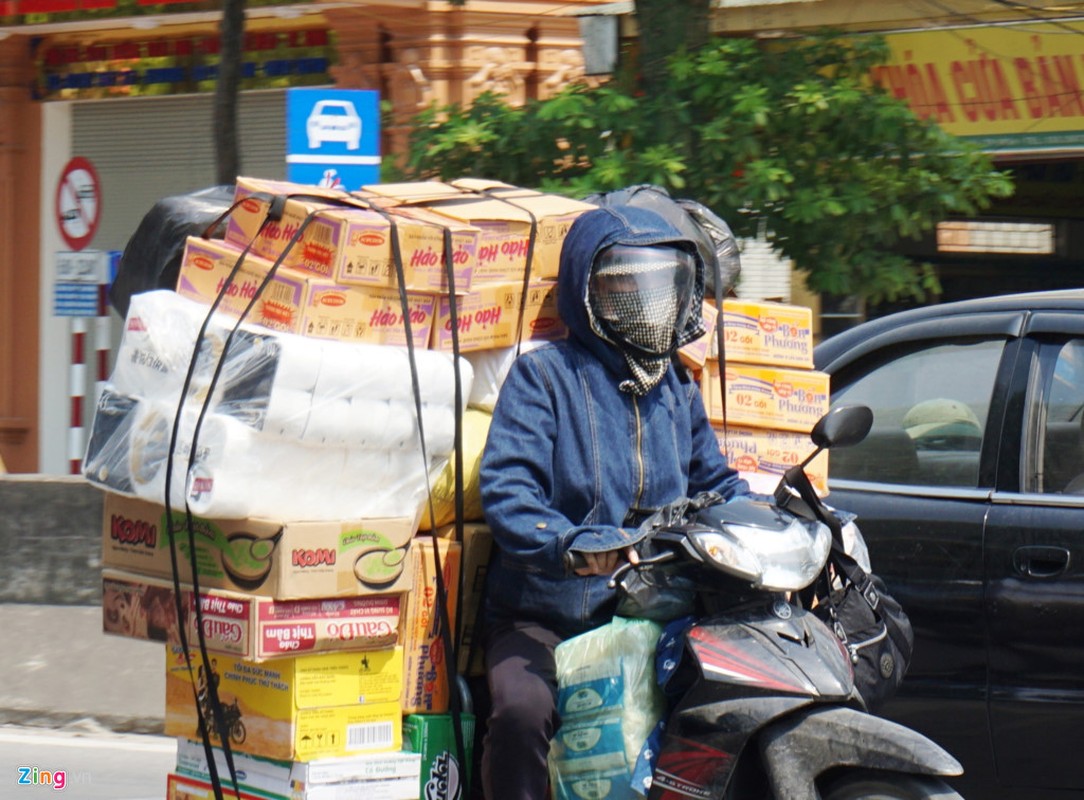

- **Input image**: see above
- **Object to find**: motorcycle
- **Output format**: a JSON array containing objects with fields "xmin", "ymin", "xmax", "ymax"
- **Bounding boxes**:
[{"xmin": 571, "ymin": 404, "xmax": 964, "ymax": 800}]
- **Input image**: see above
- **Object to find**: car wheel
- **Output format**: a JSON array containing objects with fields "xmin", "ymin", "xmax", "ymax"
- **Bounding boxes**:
[{"xmin": 818, "ymin": 769, "xmax": 964, "ymax": 800}]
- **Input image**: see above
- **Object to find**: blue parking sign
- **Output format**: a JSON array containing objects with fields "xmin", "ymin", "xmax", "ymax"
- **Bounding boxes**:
[{"xmin": 286, "ymin": 88, "xmax": 380, "ymax": 191}]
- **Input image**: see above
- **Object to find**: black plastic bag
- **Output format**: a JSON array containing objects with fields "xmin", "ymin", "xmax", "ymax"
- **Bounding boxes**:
[
  {"xmin": 109, "ymin": 185, "xmax": 235, "ymax": 318},
  {"xmin": 582, "ymin": 184, "xmax": 741, "ymax": 295}
]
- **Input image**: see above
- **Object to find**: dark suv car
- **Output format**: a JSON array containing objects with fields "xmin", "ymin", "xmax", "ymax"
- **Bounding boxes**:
[{"xmin": 814, "ymin": 289, "xmax": 1084, "ymax": 800}]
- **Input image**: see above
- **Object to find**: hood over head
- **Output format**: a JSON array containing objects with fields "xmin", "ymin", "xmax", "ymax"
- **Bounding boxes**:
[{"xmin": 557, "ymin": 204, "xmax": 707, "ymax": 392}]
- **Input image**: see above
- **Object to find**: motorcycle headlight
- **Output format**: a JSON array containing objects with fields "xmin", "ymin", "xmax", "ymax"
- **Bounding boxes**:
[{"xmin": 688, "ymin": 517, "xmax": 832, "ymax": 592}]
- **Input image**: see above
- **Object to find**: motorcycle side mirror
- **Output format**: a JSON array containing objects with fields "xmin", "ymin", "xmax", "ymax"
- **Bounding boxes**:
[{"xmin": 809, "ymin": 405, "xmax": 873, "ymax": 451}]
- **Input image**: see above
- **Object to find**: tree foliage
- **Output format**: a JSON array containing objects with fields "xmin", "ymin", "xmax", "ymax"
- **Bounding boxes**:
[{"xmin": 392, "ymin": 32, "xmax": 1013, "ymax": 305}]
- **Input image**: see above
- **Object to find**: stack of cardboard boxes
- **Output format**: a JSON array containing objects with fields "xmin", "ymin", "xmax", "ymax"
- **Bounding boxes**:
[
  {"xmin": 681, "ymin": 298, "xmax": 829, "ymax": 494},
  {"xmin": 90, "ymin": 175, "xmax": 825, "ymax": 799},
  {"xmin": 89, "ymin": 176, "xmax": 596, "ymax": 800}
]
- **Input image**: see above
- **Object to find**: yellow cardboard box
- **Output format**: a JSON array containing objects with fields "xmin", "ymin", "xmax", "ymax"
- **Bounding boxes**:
[
  {"xmin": 164, "ymin": 645, "xmax": 403, "ymax": 760},
  {"xmin": 363, "ymin": 182, "xmax": 594, "ymax": 283},
  {"xmin": 701, "ymin": 360, "xmax": 830, "ymax": 434},
  {"xmin": 225, "ymin": 176, "xmax": 476, "ymax": 294},
  {"xmin": 176, "ymin": 236, "xmax": 436, "ymax": 348},
  {"xmin": 710, "ymin": 299, "xmax": 815, "ymax": 368},
  {"xmin": 430, "ymin": 279, "xmax": 565, "ymax": 353},
  {"xmin": 435, "ymin": 522, "xmax": 493, "ymax": 677},
  {"xmin": 714, "ymin": 425, "xmax": 829, "ymax": 496},
  {"xmin": 102, "ymin": 568, "xmax": 402, "ymax": 660},
  {"xmin": 102, "ymin": 494, "xmax": 416, "ymax": 600},
  {"xmin": 678, "ymin": 300, "xmax": 719, "ymax": 370},
  {"xmin": 401, "ymin": 537, "xmax": 462, "ymax": 714}
]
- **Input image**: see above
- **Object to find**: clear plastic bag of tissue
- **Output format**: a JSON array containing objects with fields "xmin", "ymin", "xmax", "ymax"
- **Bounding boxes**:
[
  {"xmin": 548, "ymin": 617, "xmax": 666, "ymax": 800},
  {"xmin": 84, "ymin": 290, "xmax": 474, "ymax": 522}
]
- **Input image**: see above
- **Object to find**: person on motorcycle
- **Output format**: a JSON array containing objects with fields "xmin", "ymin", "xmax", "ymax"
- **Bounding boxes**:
[{"xmin": 478, "ymin": 204, "xmax": 753, "ymax": 800}]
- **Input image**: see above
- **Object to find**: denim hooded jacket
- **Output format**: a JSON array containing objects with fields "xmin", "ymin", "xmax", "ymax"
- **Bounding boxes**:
[{"xmin": 479, "ymin": 204, "xmax": 750, "ymax": 638}]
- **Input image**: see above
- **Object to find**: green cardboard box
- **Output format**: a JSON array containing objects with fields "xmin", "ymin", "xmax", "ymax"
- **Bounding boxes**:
[{"xmin": 402, "ymin": 712, "xmax": 476, "ymax": 800}]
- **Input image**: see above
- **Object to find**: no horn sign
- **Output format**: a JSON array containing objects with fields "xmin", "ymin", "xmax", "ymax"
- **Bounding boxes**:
[{"xmin": 55, "ymin": 157, "xmax": 102, "ymax": 251}]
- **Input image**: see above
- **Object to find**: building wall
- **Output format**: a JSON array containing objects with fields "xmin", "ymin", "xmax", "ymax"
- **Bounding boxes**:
[
  {"xmin": 0, "ymin": 36, "xmax": 41, "ymax": 474},
  {"xmin": 0, "ymin": 2, "xmax": 601, "ymax": 473}
]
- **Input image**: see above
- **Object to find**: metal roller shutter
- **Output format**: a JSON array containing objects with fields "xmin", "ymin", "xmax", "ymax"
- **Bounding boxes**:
[
  {"xmin": 73, "ymin": 89, "xmax": 290, "ymax": 252},
  {"xmin": 735, "ymin": 237, "xmax": 794, "ymax": 303}
]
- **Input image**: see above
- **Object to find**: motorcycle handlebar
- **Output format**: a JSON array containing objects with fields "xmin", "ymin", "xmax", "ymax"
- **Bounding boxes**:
[{"xmin": 564, "ymin": 548, "xmax": 676, "ymax": 586}]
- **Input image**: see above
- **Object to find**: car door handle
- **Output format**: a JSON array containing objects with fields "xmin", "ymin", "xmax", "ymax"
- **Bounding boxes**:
[{"xmin": 1012, "ymin": 546, "xmax": 1071, "ymax": 578}]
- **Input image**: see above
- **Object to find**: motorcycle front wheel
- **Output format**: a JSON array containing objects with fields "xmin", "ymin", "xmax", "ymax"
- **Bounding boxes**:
[
  {"xmin": 230, "ymin": 720, "xmax": 247, "ymax": 745},
  {"xmin": 818, "ymin": 769, "xmax": 964, "ymax": 800}
]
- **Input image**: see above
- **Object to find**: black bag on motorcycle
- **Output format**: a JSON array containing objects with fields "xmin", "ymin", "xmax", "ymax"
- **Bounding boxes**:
[{"xmin": 812, "ymin": 547, "xmax": 914, "ymax": 713}]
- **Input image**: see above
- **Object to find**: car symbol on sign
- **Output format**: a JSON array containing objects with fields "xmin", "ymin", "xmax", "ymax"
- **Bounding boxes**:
[{"xmin": 307, "ymin": 100, "xmax": 362, "ymax": 150}]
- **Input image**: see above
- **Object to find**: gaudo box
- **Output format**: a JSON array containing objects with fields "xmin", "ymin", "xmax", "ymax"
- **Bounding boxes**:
[
  {"xmin": 101, "ymin": 568, "xmax": 401, "ymax": 661},
  {"xmin": 101, "ymin": 494, "xmax": 416, "ymax": 600}
]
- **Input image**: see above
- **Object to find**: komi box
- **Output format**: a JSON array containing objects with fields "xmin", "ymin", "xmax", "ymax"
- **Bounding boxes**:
[{"xmin": 102, "ymin": 493, "xmax": 415, "ymax": 600}]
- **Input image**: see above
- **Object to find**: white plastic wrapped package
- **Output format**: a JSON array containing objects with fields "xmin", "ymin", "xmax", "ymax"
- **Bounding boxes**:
[
  {"xmin": 84, "ymin": 290, "xmax": 473, "ymax": 522},
  {"xmin": 463, "ymin": 339, "xmax": 547, "ymax": 412},
  {"xmin": 548, "ymin": 617, "xmax": 666, "ymax": 800}
]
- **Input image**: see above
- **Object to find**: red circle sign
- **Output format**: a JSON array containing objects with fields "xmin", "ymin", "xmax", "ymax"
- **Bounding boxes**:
[{"xmin": 55, "ymin": 156, "xmax": 102, "ymax": 251}]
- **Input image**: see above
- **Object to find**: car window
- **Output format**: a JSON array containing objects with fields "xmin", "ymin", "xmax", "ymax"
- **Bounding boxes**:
[
  {"xmin": 828, "ymin": 339, "xmax": 1003, "ymax": 487},
  {"xmin": 1024, "ymin": 338, "xmax": 1084, "ymax": 494}
]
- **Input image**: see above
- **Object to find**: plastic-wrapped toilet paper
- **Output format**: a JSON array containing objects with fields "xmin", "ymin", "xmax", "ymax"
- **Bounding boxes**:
[
  {"xmin": 86, "ymin": 289, "xmax": 477, "ymax": 521},
  {"xmin": 128, "ymin": 398, "xmax": 193, "ymax": 508},
  {"xmin": 83, "ymin": 388, "xmax": 140, "ymax": 494},
  {"xmin": 465, "ymin": 340, "xmax": 546, "ymax": 412}
]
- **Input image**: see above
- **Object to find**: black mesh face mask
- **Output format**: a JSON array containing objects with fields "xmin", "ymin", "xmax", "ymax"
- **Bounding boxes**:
[{"xmin": 590, "ymin": 244, "xmax": 696, "ymax": 357}]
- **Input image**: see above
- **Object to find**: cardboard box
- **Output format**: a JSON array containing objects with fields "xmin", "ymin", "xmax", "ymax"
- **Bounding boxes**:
[
  {"xmin": 714, "ymin": 425, "xmax": 829, "ymax": 496},
  {"xmin": 102, "ymin": 494, "xmax": 416, "ymax": 600},
  {"xmin": 429, "ymin": 279, "xmax": 565, "ymax": 353},
  {"xmin": 176, "ymin": 236, "xmax": 305, "ymax": 335},
  {"xmin": 167, "ymin": 773, "xmax": 275, "ymax": 800},
  {"xmin": 225, "ymin": 176, "xmax": 476, "ymax": 294},
  {"xmin": 364, "ymin": 183, "xmax": 594, "ymax": 283},
  {"xmin": 401, "ymin": 537, "xmax": 462, "ymax": 714},
  {"xmin": 102, "ymin": 569, "xmax": 401, "ymax": 660},
  {"xmin": 165, "ymin": 645, "xmax": 403, "ymax": 761},
  {"xmin": 168, "ymin": 769, "xmax": 421, "ymax": 800},
  {"xmin": 678, "ymin": 299, "xmax": 719, "ymax": 370},
  {"xmin": 403, "ymin": 713, "xmax": 476, "ymax": 800},
  {"xmin": 434, "ymin": 523, "xmax": 492, "ymax": 677},
  {"xmin": 710, "ymin": 299, "xmax": 815, "ymax": 368},
  {"xmin": 176, "ymin": 236, "xmax": 436, "ymax": 348},
  {"xmin": 175, "ymin": 737, "xmax": 423, "ymax": 799},
  {"xmin": 700, "ymin": 360, "xmax": 830, "ymax": 434}
]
